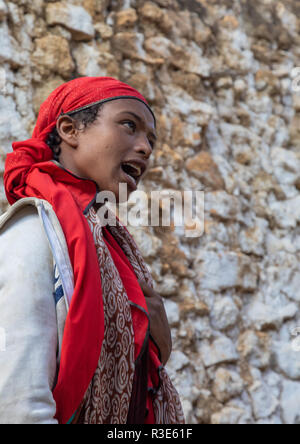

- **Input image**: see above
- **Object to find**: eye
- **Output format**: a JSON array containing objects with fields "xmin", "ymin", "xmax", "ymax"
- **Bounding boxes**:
[
  {"xmin": 148, "ymin": 138, "xmax": 155, "ymax": 150},
  {"xmin": 122, "ymin": 119, "xmax": 156, "ymax": 150},
  {"xmin": 122, "ymin": 120, "xmax": 136, "ymax": 132}
]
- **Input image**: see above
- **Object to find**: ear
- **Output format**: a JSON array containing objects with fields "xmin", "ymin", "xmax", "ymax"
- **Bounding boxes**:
[{"xmin": 56, "ymin": 115, "xmax": 79, "ymax": 149}]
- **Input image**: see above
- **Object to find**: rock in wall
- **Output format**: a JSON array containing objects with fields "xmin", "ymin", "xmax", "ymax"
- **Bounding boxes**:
[{"xmin": 0, "ymin": 0, "xmax": 300, "ymax": 424}]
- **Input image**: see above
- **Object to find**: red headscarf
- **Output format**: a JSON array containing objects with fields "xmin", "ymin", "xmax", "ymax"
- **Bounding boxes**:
[{"xmin": 4, "ymin": 77, "xmax": 155, "ymax": 424}]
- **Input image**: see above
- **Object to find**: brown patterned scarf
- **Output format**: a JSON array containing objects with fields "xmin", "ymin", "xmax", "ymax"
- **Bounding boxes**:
[{"xmin": 72, "ymin": 206, "xmax": 185, "ymax": 424}]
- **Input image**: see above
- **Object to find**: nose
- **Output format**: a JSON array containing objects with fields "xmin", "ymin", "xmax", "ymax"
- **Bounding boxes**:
[{"xmin": 134, "ymin": 134, "xmax": 153, "ymax": 159}]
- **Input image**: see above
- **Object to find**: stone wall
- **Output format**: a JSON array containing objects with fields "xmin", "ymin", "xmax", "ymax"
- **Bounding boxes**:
[{"xmin": 0, "ymin": 0, "xmax": 300, "ymax": 424}]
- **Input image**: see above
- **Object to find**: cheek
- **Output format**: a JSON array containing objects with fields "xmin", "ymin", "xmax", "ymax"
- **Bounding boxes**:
[
  {"xmin": 75, "ymin": 127, "xmax": 126, "ymax": 178},
  {"xmin": 75, "ymin": 148, "xmax": 97, "ymax": 173},
  {"xmin": 75, "ymin": 146, "xmax": 118, "ymax": 184}
]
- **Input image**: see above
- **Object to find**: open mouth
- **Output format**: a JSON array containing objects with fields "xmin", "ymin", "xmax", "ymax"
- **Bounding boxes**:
[{"xmin": 120, "ymin": 162, "xmax": 143, "ymax": 189}]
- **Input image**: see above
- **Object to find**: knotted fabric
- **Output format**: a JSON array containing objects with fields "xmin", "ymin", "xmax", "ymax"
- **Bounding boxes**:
[{"xmin": 3, "ymin": 77, "xmax": 156, "ymax": 424}]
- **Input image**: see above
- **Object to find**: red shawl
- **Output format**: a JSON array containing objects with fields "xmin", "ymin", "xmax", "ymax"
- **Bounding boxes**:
[{"xmin": 3, "ymin": 77, "xmax": 155, "ymax": 424}]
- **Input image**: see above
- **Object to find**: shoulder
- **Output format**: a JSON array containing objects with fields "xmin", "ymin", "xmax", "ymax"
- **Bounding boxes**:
[
  {"xmin": 1, "ymin": 203, "xmax": 41, "ymax": 233},
  {"xmin": 0, "ymin": 204, "xmax": 58, "ymax": 424},
  {"xmin": 0, "ymin": 202, "xmax": 53, "ymax": 269}
]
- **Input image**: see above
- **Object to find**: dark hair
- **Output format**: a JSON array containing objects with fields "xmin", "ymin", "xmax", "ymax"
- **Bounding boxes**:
[{"xmin": 46, "ymin": 103, "xmax": 103, "ymax": 161}]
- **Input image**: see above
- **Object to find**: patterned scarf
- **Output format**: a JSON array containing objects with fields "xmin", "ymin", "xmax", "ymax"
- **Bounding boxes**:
[{"xmin": 73, "ymin": 206, "xmax": 185, "ymax": 424}]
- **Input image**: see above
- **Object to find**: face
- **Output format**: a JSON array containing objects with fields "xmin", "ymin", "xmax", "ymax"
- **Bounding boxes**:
[{"xmin": 56, "ymin": 98, "xmax": 157, "ymax": 204}]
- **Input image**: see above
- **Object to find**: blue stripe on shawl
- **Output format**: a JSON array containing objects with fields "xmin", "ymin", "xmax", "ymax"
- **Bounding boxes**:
[{"xmin": 53, "ymin": 284, "xmax": 64, "ymax": 305}]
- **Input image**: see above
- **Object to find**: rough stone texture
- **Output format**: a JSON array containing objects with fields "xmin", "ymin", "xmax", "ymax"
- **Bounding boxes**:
[
  {"xmin": 31, "ymin": 34, "xmax": 75, "ymax": 79},
  {"xmin": 200, "ymin": 336, "xmax": 239, "ymax": 367},
  {"xmin": 46, "ymin": 2, "xmax": 95, "ymax": 41},
  {"xmin": 281, "ymin": 380, "xmax": 300, "ymax": 424},
  {"xmin": 195, "ymin": 250, "xmax": 259, "ymax": 291},
  {"xmin": 0, "ymin": 0, "xmax": 300, "ymax": 424},
  {"xmin": 212, "ymin": 368, "xmax": 244, "ymax": 403}
]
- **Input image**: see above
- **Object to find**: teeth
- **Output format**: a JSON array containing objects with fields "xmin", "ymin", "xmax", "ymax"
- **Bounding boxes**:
[{"xmin": 123, "ymin": 162, "xmax": 142, "ymax": 176}]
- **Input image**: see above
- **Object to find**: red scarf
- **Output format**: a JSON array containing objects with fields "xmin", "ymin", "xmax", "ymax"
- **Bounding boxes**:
[{"xmin": 4, "ymin": 77, "xmax": 155, "ymax": 424}]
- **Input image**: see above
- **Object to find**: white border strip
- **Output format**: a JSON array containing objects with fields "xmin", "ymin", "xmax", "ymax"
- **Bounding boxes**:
[{"xmin": 40, "ymin": 203, "xmax": 74, "ymax": 309}]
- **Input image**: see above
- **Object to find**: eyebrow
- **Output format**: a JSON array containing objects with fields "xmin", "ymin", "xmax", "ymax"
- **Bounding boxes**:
[{"xmin": 117, "ymin": 111, "xmax": 157, "ymax": 141}]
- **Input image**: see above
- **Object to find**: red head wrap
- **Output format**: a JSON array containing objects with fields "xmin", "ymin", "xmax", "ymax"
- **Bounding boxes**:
[{"xmin": 3, "ymin": 77, "xmax": 155, "ymax": 424}]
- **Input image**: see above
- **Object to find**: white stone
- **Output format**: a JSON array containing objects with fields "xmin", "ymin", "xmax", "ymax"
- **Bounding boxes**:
[
  {"xmin": 166, "ymin": 350, "xmax": 189, "ymax": 373},
  {"xmin": 275, "ymin": 2, "xmax": 298, "ymax": 37},
  {"xmin": 162, "ymin": 84, "xmax": 214, "ymax": 119},
  {"xmin": 210, "ymin": 296, "xmax": 239, "ymax": 330},
  {"xmin": 283, "ymin": 270, "xmax": 300, "ymax": 302},
  {"xmin": 164, "ymin": 299, "xmax": 180, "ymax": 326},
  {"xmin": 94, "ymin": 23, "xmax": 113, "ymax": 40},
  {"xmin": 0, "ymin": 95, "xmax": 29, "ymax": 151},
  {"xmin": 249, "ymin": 366, "xmax": 261, "ymax": 380},
  {"xmin": 126, "ymin": 227, "xmax": 162, "ymax": 258},
  {"xmin": 211, "ymin": 406, "xmax": 252, "ymax": 424},
  {"xmin": 46, "ymin": 2, "xmax": 95, "ymax": 41},
  {"xmin": 261, "ymin": 254, "xmax": 300, "ymax": 302},
  {"xmin": 194, "ymin": 317, "xmax": 213, "ymax": 340},
  {"xmin": 219, "ymin": 122, "xmax": 260, "ymax": 155},
  {"xmin": 0, "ymin": 22, "xmax": 26, "ymax": 67},
  {"xmin": 72, "ymin": 42, "xmax": 107, "ymax": 77},
  {"xmin": 7, "ymin": 1, "xmax": 22, "ymax": 25},
  {"xmin": 0, "ymin": 0, "xmax": 7, "ymax": 20},
  {"xmin": 14, "ymin": 88, "xmax": 32, "ymax": 118},
  {"xmin": 239, "ymin": 217, "xmax": 268, "ymax": 256},
  {"xmin": 212, "ymin": 368, "xmax": 244, "ymax": 402},
  {"xmin": 237, "ymin": 330, "xmax": 270, "ymax": 369},
  {"xmin": 271, "ymin": 147, "xmax": 300, "ymax": 186},
  {"xmin": 144, "ymin": 36, "xmax": 172, "ymax": 59},
  {"xmin": 266, "ymin": 232, "xmax": 297, "ymax": 255},
  {"xmin": 281, "ymin": 380, "xmax": 300, "ymax": 424},
  {"xmin": 244, "ymin": 300, "xmax": 298, "ymax": 331},
  {"xmin": 205, "ymin": 190, "xmax": 242, "ymax": 221},
  {"xmin": 181, "ymin": 400, "xmax": 194, "ymax": 424},
  {"xmin": 265, "ymin": 370, "xmax": 281, "ymax": 390},
  {"xmin": 248, "ymin": 380, "xmax": 279, "ymax": 419},
  {"xmin": 273, "ymin": 340, "xmax": 300, "ymax": 379},
  {"xmin": 203, "ymin": 220, "xmax": 230, "ymax": 246},
  {"xmin": 195, "ymin": 250, "xmax": 258, "ymax": 292},
  {"xmin": 270, "ymin": 196, "xmax": 300, "ymax": 229},
  {"xmin": 293, "ymin": 94, "xmax": 300, "ymax": 112},
  {"xmin": 200, "ymin": 336, "xmax": 238, "ymax": 367},
  {"xmin": 155, "ymin": 274, "xmax": 178, "ymax": 297},
  {"xmin": 169, "ymin": 366, "xmax": 202, "ymax": 408},
  {"xmin": 234, "ymin": 79, "xmax": 247, "ymax": 93},
  {"xmin": 184, "ymin": 42, "xmax": 211, "ymax": 77},
  {"xmin": 206, "ymin": 121, "xmax": 230, "ymax": 157}
]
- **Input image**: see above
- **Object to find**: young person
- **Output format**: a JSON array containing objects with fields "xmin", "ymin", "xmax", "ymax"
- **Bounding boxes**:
[{"xmin": 0, "ymin": 76, "xmax": 185, "ymax": 424}]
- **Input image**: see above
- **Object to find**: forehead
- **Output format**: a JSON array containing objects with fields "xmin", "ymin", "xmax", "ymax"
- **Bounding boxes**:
[{"xmin": 102, "ymin": 98, "xmax": 156, "ymax": 130}]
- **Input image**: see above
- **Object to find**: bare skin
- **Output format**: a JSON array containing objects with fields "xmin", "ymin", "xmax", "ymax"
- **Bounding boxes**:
[
  {"xmin": 56, "ymin": 99, "xmax": 156, "ymax": 204},
  {"xmin": 55, "ymin": 98, "xmax": 172, "ymax": 365}
]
